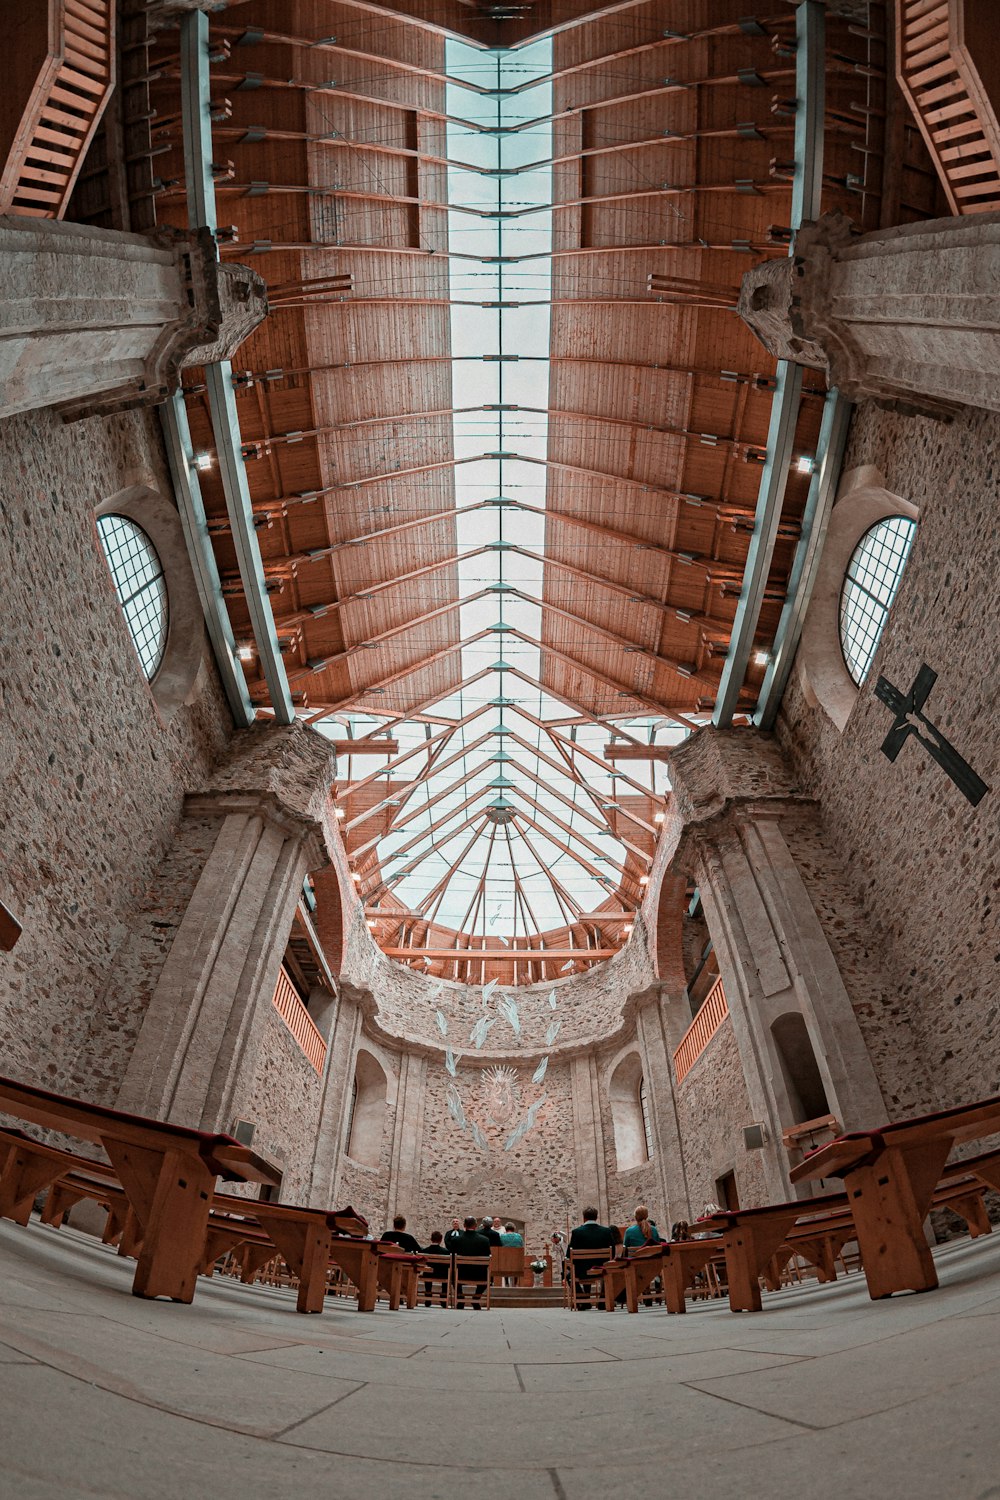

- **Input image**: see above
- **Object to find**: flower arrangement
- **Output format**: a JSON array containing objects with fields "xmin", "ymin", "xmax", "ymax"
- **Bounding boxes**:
[{"xmin": 530, "ymin": 1258, "xmax": 547, "ymax": 1275}]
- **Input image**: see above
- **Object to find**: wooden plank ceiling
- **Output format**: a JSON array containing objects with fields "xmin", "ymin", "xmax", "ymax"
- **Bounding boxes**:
[{"xmin": 150, "ymin": 0, "xmax": 901, "ymax": 984}]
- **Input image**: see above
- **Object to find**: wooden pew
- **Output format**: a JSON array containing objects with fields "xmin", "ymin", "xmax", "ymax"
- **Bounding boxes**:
[
  {"xmin": 0, "ymin": 1074, "xmax": 281, "ymax": 1303},
  {"xmin": 210, "ymin": 1192, "xmax": 367, "ymax": 1313},
  {"xmin": 374, "ymin": 1246, "xmax": 426, "ymax": 1310},
  {"xmin": 790, "ymin": 1096, "xmax": 1000, "ymax": 1299}
]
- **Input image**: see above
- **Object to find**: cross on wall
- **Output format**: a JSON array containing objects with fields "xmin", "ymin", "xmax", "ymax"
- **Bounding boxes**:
[{"xmin": 874, "ymin": 664, "xmax": 990, "ymax": 807}]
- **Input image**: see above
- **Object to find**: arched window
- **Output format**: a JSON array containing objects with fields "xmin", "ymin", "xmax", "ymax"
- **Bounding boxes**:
[
  {"xmin": 639, "ymin": 1078, "xmax": 654, "ymax": 1161},
  {"xmin": 839, "ymin": 515, "xmax": 916, "ymax": 685},
  {"xmin": 346, "ymin": 1050, "xmax": 388, "ymax": 1167},
  {"xmin": 609, "ymin": 1053, "xmax": 650, "ymax": 1170},
  {"xmin": 96, "ymin": 514, "xmax": 168, "ymax": 680}
]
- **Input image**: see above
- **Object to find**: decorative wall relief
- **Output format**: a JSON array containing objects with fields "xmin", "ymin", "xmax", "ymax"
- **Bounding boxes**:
[{"xmin": 437, "ymin": 984, "xmax": 557, "ymax": 1157}]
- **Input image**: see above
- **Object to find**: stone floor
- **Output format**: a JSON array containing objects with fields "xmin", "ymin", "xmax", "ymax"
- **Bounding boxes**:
[{"xmin": 3, "ymin": 1219, "xmax": 1000, "ymax": 1498}]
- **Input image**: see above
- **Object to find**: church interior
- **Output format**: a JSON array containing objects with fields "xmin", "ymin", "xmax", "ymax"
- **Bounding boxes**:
[{"xmin": 1, "ymin": 0, "xmax": 999, "ymax": 1493}]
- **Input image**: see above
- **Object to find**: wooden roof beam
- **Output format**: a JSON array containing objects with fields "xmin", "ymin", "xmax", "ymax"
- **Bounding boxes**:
[
  {"xmin": 506, "ymin": 630, "xmax": 699, "ymax": 734},
  {"xmin": 317, "ymin": 631, "xmax": 491, "ymax": 718},
  {"xmin": 506, "ymin": 590, "xmax": 719, "ymax": 692},
  {"xmin": 380, "ymin": 947, "xmax": 616, "ymax": 962},
  {"xmin": 602, "ymin": 744, "xmax": 674, "ymax": 762},
  {"xmin": 343, "ymin": 729, "xmax": 493, "ymax": 833},
  {"xmin": 329, "ymin": 737, "xmax": 399, "ymax": 757}
]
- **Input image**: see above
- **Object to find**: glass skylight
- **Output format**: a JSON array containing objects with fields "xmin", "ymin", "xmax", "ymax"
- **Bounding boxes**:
[{"xmin": 329, "ymin": 41, "xmax": 685, "ymax": 956}]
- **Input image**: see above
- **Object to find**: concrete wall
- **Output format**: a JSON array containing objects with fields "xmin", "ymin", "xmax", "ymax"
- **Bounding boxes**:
[{"xmin": 778, "ymin": 401, "xmax": 1000, "ymax": 1112}]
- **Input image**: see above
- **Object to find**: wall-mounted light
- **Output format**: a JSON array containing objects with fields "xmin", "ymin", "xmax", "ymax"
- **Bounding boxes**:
[{"xmin": 194, "ymin": 452, "xmax": 214, "ymax": 472}]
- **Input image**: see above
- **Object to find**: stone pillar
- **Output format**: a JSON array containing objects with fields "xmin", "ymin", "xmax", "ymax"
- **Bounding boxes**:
[
  {"xmin": 669, "ymin": 729, "xmax": 887, "ymax": 1201},
  {"xmin": 304, "ymin": 986, "xmax": 364, "ymax": 1207},
  {"xmin": 0, "ymin": 216, "xmax": 266, "ymax": 419},
  {"xmin": 386, "ymin": 1051, "xmax": 427, "ymax": 1224},
  {"xmin": 570, "ymin": 1054, "xmax": 609, "ymax": 1219},
  {"xmin": 738, "ymin": 209, "xmax": 1000, "ymax": 418},
  {"xmin": 633, "ymin": 991, "xmax": 693, "ymax": 1221},
  {"xmin": 117, "ymin": 724, "xmax": 336, "ymax": 1135}
]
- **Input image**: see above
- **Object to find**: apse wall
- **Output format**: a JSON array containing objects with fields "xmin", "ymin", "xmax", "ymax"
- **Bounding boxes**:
[{"xmin": 330, "ymin": 919, "xmax": 673, "ymax": 1240}]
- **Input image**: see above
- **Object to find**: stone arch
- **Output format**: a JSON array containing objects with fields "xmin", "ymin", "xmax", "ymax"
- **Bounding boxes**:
[
  {"xmin": 770, "ymin": 1012, "xmax": 831, "ymax": 1126},
  {"xmin": 310, "ymin": 863, "xmax": 346, "ymax": 973},
  {"xmin": 653, "ymin": 873, "xmax": 688, "ymax": 987},
  {"xmin": 95, "ymin": 483, "xmax": 204, "ymax": 721},
  {"xmin": 798, "ymin": 465, "xmax": 919, "ymax": 732},
  {"xmin": 346, "ymin": 1048, "xmax": 388, "ymax": 1167},
  {"xmin": 608, "ymin": 1051, "xmax": 649, "ymax": 1171}
]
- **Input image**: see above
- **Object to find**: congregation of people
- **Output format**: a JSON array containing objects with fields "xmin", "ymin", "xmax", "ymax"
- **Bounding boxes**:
[{"xmin": 375, "ymin": 1204, "xmax": 699, "ymax": 1310}]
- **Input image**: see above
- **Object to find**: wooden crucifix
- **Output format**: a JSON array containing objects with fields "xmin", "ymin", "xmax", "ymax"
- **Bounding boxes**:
[{"xmin": 874, "ymin": 664, "xmax": 990, "ymax": 807}]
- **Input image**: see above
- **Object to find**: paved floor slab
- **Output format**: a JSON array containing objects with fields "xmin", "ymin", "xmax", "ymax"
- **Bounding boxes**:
[{"xmin": 2, "ymin": 1217, "xmax": 1000, "ymax": 1496}]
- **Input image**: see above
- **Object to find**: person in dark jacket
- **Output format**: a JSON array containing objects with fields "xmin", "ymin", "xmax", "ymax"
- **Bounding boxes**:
[
  {"xmin": 420, "ymin": 1229, "xmax": 449, "ymax": 1308},
  {"xmin": 479, "ymin": 1217, "xmax": 503, "ymax": 1247},
  {"xmin": 449, "ymin": 1215, "xmax": 492, "ymax": 1308},
  {"xmin": 380, "ymin": 1214, "xmax": 422, "ymax": 1254},
  {"xmin": 568, "ymin": 1206, "xmax": 617, "ymax": 1308}
]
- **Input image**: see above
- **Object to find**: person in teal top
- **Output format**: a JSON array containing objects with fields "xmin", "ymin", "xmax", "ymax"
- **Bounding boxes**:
[
  {"xmin": 622, "ymin": 1204, "xmax": 662, "ymax": 1249},
  {"xmin": 499, "ymin": 1222, "xmax": 524, "ymax": 1246}
]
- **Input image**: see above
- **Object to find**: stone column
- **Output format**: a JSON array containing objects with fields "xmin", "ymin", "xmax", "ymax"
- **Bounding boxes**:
[
  {"xmin": 633, "ymin": 991, "xmax": 693, "ymax": 1221},
  {"xmin": 0, "ymin": 216, "xmax": 266, "ymax": 419},
  {"xmin": 386, "ymin": 1051, "xmax": 428, "ymax": 1224},
  {"xmin": 303, "ymin": 986, "xmax": 364, "ymax": 1207},
  {"xmin": 117, "ymin": 723, "xmax": 337, "ymax": 1136},
  {"xmin": 739, "ymin": 209, "xmax": 1000, "ymax": 418},
  {"xmin": 669, "ymin": 730, "xmax": 887, "ymax": 1201},
  {"xmin": 570, "ymin": 1053, "xmax": 609, "ymax": 1219}
]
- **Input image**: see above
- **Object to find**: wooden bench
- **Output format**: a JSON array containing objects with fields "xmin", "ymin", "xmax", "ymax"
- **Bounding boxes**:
[
  {"xmin": 790, "ymin": 1095, "xmax": 1000, "ymax": 1299},
  {"xmin": 0, "ymin": 1074, "xmax": 281, "ymax": 1302}
]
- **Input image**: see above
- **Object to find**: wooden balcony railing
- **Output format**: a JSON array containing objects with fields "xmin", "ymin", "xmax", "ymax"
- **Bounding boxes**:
[
  {"xmin": 272, "ymin": 966, "xmax": 327, "ymax": 1075},
  {"xmin": 896, "ymin": 0, "xmax": 1000, "ymax": 213},
  {"xmin": 673, "ymin": 976, "xmax": 729, "ymax": 1085},
  {"xmin": 0, "ymin": 1, "xmax": 116, "ymax": 218}
]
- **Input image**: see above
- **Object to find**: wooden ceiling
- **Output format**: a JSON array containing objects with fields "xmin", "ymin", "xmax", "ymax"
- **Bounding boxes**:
[{"xmin": 146, "ymin": 0, "xmax": 933, "ymax": 983}]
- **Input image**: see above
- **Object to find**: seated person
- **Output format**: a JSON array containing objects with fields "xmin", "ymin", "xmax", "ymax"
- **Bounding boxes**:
[
  {"xmin": 449, "ymin": 1215, "xmax": 492, "ymax": 1309},
  {"xmin": 670, "ymin": 1219, "xmax": 691, "ymax": 1243},
  {"xmin": 568, "ymin": 1206, "xmax": 617, "ymax": 1307},
  {"xmin": 480, "ymin": 1217, "xmax": 503, "ymax": 1247},
  {"xmin": 499, "ymin": 1222, "xmax": 524, "ymax": 1247},
  {"xmin": 420, "ymin": 1229, "xmax": 449, "ymax": 1308},
  {"xmin": 379, "ymin": 1214, "xmax": 422, "ymax": 1254},
  {"xmin": 622, "ymin": 1204, "xmax": 662, "ymax": 1252}
]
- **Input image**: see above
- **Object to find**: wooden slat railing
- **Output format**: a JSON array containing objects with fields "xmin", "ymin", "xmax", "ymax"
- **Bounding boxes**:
[
  {"xmin": 0, "ymin": 0, "xmax": 116, "ymax": 218},
  {"xmin": 272, "ymin": 966, "xmax": 327, "ymax": 1075},
  {"xmin": 673, "ymin": 976, "xmax": 729, "ymax": 1085},
  {"xmin": 896, "ymin": 0, "xmax": 1000, "ymax": 213}
]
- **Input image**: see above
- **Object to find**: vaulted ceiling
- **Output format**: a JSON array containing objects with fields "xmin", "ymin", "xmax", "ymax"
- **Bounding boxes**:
[{"xmin": 149, "ymin": 0, "xmax": 902, "ymax": 983}]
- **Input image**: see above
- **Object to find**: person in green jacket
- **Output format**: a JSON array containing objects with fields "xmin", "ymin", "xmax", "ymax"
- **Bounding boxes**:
[{"xmin": 622, "ymin": 1204, "xmax": 662, "ymax": 1250}]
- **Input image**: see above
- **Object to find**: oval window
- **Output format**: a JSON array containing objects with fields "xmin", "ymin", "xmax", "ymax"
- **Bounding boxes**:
[
  {"xmin": 96, "ymin": 514, "xmax": 169, "ymax": 680},
  {"xmin": 838, "ymin": 516, "xmax": 916, "ymax": 685}
]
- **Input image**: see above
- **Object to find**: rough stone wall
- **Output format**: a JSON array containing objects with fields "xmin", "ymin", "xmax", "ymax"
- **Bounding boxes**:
[
  {"xmin": 341, "ymin": 905, "xmax": 657, "ymax": 1056},
  {"xmin": 675, "ymin": 1018, "xmax": 770, "ymax": 1212},
  {"xmin": 778, "ymin": 401, "xmax": 1000, "ymax": 1110},
  {"xmin": 408, "ymin": 1056, "xmax": 579, "ymax": 1245},
  {"xmin": 0, "ymin": 405, "xmax": 229, "ymax": 1094},
  {"xmin": 225, "ymin": 1002, "xmax": 325, "ymax": 1202},
  {"xmin": 779, "ymin": 807, "xmax": 934, "ymax": 1117}
]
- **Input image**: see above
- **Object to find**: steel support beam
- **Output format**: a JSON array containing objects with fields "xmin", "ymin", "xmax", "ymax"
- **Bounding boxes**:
[
  {"xmin": 755, "ymin": 389, "xmax": 853, "ymax": 728},
  {"xmin": 712, "ymin": 0, "xmax": 826, "ymax": 729},
  {"xmin": 159, "ymin": 392, "xmax": 255, "ymax": 727},
  {"xmin": 179, "ymin": 10, "xmax": 294, "ymax": 725}
]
